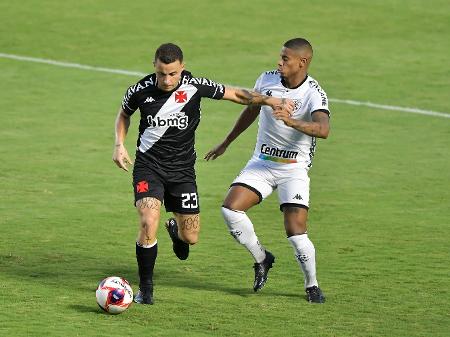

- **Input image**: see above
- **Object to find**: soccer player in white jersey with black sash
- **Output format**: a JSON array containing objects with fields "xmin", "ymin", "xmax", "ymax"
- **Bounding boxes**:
[
  {"xmin": 205, "ymin": 38, "xmax": 330, "ymax": 303},
  {"xmin": 112, "ymin": 43, "xmax": 293, "ymax": 305}
]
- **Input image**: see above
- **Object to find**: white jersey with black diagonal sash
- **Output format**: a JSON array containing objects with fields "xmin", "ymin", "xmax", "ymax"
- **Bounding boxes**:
[
  {"xmin": 121, "ymin": 71, "xmax": 225, "ymax": 171},
  {"xmin": 252, "ymin": 70, "xmax": 330, "ymax": 170}
]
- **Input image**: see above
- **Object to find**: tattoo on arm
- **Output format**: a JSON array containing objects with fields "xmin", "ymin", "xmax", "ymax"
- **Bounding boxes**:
[{"xmin": 235, "ymin": 89, "xmax": 268, "ymax": 105}]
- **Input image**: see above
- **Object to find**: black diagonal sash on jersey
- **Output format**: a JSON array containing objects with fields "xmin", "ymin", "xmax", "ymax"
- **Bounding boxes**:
[{"xmin": 138, "ymin": 84, "xmax": 199, "ymax": 153}]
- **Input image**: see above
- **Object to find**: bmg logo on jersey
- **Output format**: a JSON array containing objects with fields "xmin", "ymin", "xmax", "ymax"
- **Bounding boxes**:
[{"xmin": 147, "ymin": 113, "xmax": 189, "ymax": 130}]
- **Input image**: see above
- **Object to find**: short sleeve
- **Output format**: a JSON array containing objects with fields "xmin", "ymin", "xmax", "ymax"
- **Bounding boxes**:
[
  {"xmin": 194, "ymin": 78, "xmax": 225, "ymax": 100},
  {"xmin": 309, "ymin": 81, "xmax": 330, "ymax": 117},
  {"xmin": 121, "ymin": 85, "xmax": 139, "ymax": 115},
  {"xmin": 253, "ymin": 73, "xmax": 265, "ymax": 93}
]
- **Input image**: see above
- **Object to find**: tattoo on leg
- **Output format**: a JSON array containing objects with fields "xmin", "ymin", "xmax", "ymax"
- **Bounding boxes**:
[
  {"xmin": 136, "ymin": 197, "xmax": 160, "ymax": 210},
  {"xmin": 143, "ymin": 223, "xmax": 149, "ymax": 241},
  {"xmin": 140, "ymin": 222, "xmax": 155, "ymax": 245},
  {"xmin": 180, "ymin": 215, "xmax": 199, "ymax": 231}
]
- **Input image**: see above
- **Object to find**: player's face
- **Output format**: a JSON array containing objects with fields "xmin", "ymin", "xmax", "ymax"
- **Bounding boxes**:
[
  {"xmin": 277, "ymin": 47, "xmax": 306, "ymax": 79},
  {"xmin": 154, "ymin": 59, "xmax": 185, "ymax": 92}
]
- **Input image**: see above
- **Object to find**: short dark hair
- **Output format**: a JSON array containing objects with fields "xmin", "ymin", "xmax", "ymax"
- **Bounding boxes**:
[
  {"xmin": 284, "ymin": 38, "xmax": 313, "ymax": 54},
  {"xmin": 154, "ymin": 43, "xmax": 183, "ymax": 64}
]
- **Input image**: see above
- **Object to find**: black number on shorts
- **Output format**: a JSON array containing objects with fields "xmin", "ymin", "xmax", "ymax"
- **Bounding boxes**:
[{"xmin": 181, "ymin": 193, "xmax": 198, "ymax": 209}]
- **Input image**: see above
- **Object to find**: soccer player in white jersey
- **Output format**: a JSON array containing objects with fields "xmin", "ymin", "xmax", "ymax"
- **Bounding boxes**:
[{"xmin": 205, "ymin": 38, "xmax": 330, "ymax": 303}]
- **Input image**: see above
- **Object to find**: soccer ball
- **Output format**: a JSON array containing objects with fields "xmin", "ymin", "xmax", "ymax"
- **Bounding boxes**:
[{"xmin": 96, "ymin": 276, "xmax": 133, "ymax": 314}]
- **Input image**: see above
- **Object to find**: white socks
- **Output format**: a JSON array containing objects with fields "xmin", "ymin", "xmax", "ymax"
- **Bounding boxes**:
[
  {"xmin": 288, "ymin": 234, "xmax": 318, "ymax": 288},
  {"xmin": 221, "ymin": 207, "xmax": 319, "ymax": 289},
  {"xmin": 221, "ymin": 207, "xmax": 266, "ymax": 263}
]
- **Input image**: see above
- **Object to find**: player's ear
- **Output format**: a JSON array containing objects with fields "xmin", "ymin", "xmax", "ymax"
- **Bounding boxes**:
[
  {"xmin": 299, "ymin": 57, "xmax": 307, "ymax": 68},
  {"xmin": 180, "ymin": 62, "xmax": 185, "ymax": 71}
]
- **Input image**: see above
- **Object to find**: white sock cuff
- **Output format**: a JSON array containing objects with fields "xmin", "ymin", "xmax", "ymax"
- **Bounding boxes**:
[
  {"xmin": 136, "ymin": 240, "xmax": 157, "ymax": 248},
  {"xmin": 221, "ymin": 206, "xmax": 247, "ymax": 224},
  {"xmin": 287, "ymin": 233, "xmax": 309, "ymax": 246}
]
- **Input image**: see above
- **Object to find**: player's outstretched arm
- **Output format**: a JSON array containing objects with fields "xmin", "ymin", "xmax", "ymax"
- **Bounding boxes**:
[
  {"xmin": 112, "ymin": 108, "xmax": 134, "ymax": 171},
  {"xmin": 222, "ymin": 87, "xmax": 294, "ymax": 112},
  {"xmin": 204, "ymin": 105, "xmax": 260, "ymax": 161},
  {"xmin": 272, "ymin": 109, "xmax": 330, "ymax": 139}
]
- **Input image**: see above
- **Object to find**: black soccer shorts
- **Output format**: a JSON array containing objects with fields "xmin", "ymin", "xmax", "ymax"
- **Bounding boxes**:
[{"xmin": 132, "ymin": 163, "xmax": 200, "ymax": 214}]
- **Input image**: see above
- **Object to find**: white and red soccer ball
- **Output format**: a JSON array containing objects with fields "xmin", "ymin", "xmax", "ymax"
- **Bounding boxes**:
[{"xmin": 96, "ymin": 276, "xmax": 133, "ymax": 314}]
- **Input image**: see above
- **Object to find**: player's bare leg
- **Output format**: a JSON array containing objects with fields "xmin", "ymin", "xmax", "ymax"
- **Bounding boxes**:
[
  {"xmin": 175, "ymin": 213, "xmax": 201, "ymax": 244},
  {"xmin": 222, "ymin": 185, "xmax": 275, "ymax": 292},
  {"xmin": 134, "ymin": 197, "xmax": 161, "ymax": 304},
  {"xmin": 137, "ymin": 197, "xmax": 161, "ymax": 245},
  {"xmin": 165, "ymin": 213, "xmax": 200, "ymax": 260},
  {"xmin": 283, "ymin": 206, "xmax": 325, "ymax": 303}
]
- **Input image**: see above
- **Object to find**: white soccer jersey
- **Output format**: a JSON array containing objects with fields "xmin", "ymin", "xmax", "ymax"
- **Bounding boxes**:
[{"xmin": 252, "ymin": 70, "xmax": 330, "ymax": 170}]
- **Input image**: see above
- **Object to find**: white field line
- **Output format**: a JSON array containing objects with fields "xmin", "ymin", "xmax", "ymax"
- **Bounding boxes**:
[
  {"xmin": 1, "ymin": 52, "xmax": 449, "ymax": 119},
  {"xmin": 0, "ymin": 52, "xmax": 147, "ymax": 77},
  {"xmin": 329, "ymin": 98, "xmax": 449, "ymax": 118}
]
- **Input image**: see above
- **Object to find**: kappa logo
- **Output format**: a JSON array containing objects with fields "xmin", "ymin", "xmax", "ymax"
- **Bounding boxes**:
[
  {"xmin": 136, "ymin": 181, "xmax": 149, "ymax": 193},
  {"xmin": 175, "ymin": 90, "xmax": 187, "ymax": 103},
  {"xmin": 144, "ymin": 96, "xmax": 155, "ymax": 103},
  {"xmin": 293, "ymin": 194, "xmax": 303, "ymax": 200}
]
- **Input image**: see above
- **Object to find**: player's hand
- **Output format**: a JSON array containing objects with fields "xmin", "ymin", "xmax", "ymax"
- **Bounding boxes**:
[
  {"xmin": 204, "ymin": 142, "xmax": 228, "ymax": 161},
  {"xmin": 112, "ymin": 143, "xmax": 133, "ymax": 171},
  {"xmin": 268, "ymin": 97, "xmax": 295, "ymax": 115},
  {"xmin": 272, "ymin": 109, "xmax": 295, "ymax": 127}
]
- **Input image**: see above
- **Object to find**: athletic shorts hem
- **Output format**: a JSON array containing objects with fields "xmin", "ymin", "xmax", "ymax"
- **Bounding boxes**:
[
  {"xmin": 134, "ymin": 194, "xmax": 163, "ymax": 207},
  {"xmin": 279, "ymin": 203, "xmax": 309, "ymax": 212},
  {"xmin": 165, "ymin": 208, "xmax": 200, "ymax": 215}
]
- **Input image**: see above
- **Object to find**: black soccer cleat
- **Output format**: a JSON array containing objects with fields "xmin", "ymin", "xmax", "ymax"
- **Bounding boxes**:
[
  {"xmin": 253, "ymin": 251, "xmax": 275, "ymax": 292},
  {"xmin": 305, "ymin": 286, "xmax": 326, "ymax": 304},
  {"xmin": 165, "ymin": 218, "xmax": 189, "ymax": 260},
  {"xmin": 134, "ymin": 287, "xmax": 154, "ymax": 305}
]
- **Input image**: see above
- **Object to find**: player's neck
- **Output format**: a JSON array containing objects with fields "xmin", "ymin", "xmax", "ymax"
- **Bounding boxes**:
[{"xmin": 282, "ymin": 72, "xmax": 308, "ymax": 89}]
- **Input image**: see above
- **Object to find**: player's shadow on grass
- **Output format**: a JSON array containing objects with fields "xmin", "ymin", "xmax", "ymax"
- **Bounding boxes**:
[
  {"xmin": 153, "ymin": 263, "xmax": 300, "ymax": 299},
  {"xmin": 70, "ymin": 304, "xmax": 104, "ymax": 314},
  {"xmin": 1, "ymin": 252, "xmax": 299, "ymax": 302}
]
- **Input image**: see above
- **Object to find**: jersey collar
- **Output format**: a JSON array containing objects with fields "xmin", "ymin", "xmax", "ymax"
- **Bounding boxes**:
[{"xmin": 280, "ymin": 74, "xmax": 309, "ymax": 90}]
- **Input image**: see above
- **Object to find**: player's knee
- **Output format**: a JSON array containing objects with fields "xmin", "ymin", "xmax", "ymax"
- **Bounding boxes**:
[
  {"xmin": 285, "ymin": 220, "xmax": 307, "ymax": 236},
  {"xmin": 283, "ymin": 207, "xmax": 308, "ymax": 236},
  {"xmin": 222, "ymin": 206, "xmax": 243, "ymax": 227},
  {"xmin": 137, "ymin": 213, "xmax": 158, "ymax": 240},
  {"xmin": 180, "ymin": 231, "xmax": 199, "ymax": 245},
  {"xmin": 222, "ymin": 198, "xmax": 249, "ymax": 212}
]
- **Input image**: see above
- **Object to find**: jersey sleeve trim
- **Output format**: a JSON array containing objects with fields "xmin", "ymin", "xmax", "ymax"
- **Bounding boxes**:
[
  {"xmin": 121, "ymin": 102, "xmax": 135, "ymax": 115},
  {"xmin": 311, "ymin": 109, "xmax": 330, "ymax": 116}
]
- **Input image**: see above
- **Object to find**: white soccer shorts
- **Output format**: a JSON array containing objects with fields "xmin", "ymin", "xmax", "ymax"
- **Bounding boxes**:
[{"xmin": 231, "ymin": 158, "xmax": 310, "ymax": 210}]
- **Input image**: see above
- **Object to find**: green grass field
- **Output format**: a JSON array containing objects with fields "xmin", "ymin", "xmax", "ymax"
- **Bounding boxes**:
[{"xmin": 1, "ymin": 0, "xmax": 449, "ymax": 336}]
